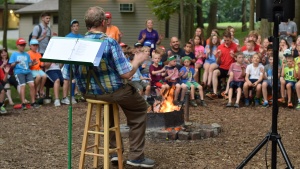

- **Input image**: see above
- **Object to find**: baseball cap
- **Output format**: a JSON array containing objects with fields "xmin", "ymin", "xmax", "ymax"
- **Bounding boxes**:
[
  {"xmin": 144, "ymin": 41, "xmax": 152, "ymax": 47},
  {"xmin": 119, "ymin": 42, "xmax": 127, "ymax": 47},
  {"xmin": 105, "ymin": 12, "xmax": 112, "ymax": 19},
  {"xmin": 283, "ymin": 49, "xmax": 292, "ymax": 56},
  {"xmin": 70, "ymin": 19, "xmax": 79, "ymax": 26},
  {"xmin": 134, "ymin": 42, "xmax": 143, "ymax": 47},
  {"xmin": 181, "ymin": 56, "xmax": 191, "ymax": 62},
  {"xmin": 29, "ymin": 39, "xmax": 39, "ymax": 45},
  {"xmin": 167, "ymin": 55, "xmax": 176, "ymax": 61},
  {"xmin": 16, "ymin": 38, "xmax": 27, "ymax": 45}
]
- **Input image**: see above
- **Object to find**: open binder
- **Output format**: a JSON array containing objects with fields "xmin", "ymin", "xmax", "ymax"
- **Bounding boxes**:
[{"xmin": 40, "ymin": 37, "xmax": 106, "ymax": 66}]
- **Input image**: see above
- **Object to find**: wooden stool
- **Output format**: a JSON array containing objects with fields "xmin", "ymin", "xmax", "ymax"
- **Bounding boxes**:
[{"xmin": 79, "ymin": 99, "xmax": 123, "ymax": 169}]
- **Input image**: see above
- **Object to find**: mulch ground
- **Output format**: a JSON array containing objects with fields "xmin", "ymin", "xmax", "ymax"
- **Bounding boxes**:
[{"xmin": 1, "ymin": 98, "xmax": 300, "ymax": 169}]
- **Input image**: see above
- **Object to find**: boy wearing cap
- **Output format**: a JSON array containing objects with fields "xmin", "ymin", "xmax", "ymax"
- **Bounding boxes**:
[
  {"xmin": 105, "ymin": 12, "xmax": 122, "ymax": 43},
  {"xmin": 180, "ymin": 56, "xmax": 207, "ymax": 107},
  {"xmin": 9, "ymin": 38, "xmax": 40, "ymax": 109},
  {"xmin": 165, "ymin": 55, "xmax": 187, "ymax": 105},
  {"xmin": 28, "ymin": 39, "xmax": 47, "ymax": 99},
  {"xmin": 63, "ymin": 19, "xmax": 84, "ymax": 104}
]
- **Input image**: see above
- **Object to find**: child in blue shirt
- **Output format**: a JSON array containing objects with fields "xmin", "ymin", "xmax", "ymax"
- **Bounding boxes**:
[{"xmin": 180, "ymin": 56, "xmax": 207, "ymax": 107}]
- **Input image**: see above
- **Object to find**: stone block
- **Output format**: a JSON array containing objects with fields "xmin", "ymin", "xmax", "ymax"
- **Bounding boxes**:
[
  {"xmin": 204, "ymin": 129, "xmax": 214, "ymax": 138},
  {"xmin": 190, "ymin": 131, "xmax": 201, "ymax": 140},
  {"xmin": 177, "ymin": 131, "xmax": 190, "ymax": 140},
  {"xmin": 167, "ymin": 130, "xmax": 178, "ymax": 140},
  {"xmin": 155, "ymin": 130, "xmax": 169, "ymax": 139}
]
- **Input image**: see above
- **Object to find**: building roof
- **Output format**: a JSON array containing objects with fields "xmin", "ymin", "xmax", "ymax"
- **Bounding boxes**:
[
  {"xmin": 15, "ymin": 0, "xmax": 58, "ymax": 14},
  {"xmin": 14, "ymin": 0, "xmax": 43, "ymax": 3}
]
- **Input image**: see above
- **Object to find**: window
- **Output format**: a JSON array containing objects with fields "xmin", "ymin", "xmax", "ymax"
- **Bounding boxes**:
[
  {"xmin": 32, "ymin": 15, "xmax": 39, "ymax": 25},
  {"xmin": 53, "ymin": 16, "xmax": 58, "ymax": 24},
  {"xmin": 165, "ymin": 19, "xmax": 169, "ymax": 38},
  {"xmin": 119, "ymin": 3, "xmax": 134, "ymax": 12}
]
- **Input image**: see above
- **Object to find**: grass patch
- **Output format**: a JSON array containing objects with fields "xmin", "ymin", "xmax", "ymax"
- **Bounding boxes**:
[{"xmin": 0, "ymin": 39, "xmax": 18, "ymax": 50}]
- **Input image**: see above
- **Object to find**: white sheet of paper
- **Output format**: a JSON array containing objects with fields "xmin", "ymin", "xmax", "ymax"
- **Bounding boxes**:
[{"xmin": 43, "ymin": 37, "xmax": 104, "ymax": 66}]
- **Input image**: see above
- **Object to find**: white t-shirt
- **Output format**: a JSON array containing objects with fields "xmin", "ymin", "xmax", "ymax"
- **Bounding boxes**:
[{"xmin": 246, "ymin": 63, "xmax": 264, "ymax": 80}]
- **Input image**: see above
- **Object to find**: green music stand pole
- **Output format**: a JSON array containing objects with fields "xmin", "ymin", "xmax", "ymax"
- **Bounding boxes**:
[{"xmin": 68, "ymin": 64, "xmax": 73, "ymax": 169}]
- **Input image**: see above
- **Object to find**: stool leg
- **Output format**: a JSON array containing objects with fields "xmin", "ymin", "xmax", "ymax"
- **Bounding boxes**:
[
  {"xmin": 103, "ymin": 104, "xmax": 110, "ymax": 169},
  {"xmin": 113, "ymin": 104, "xmax": 123, "ymax": 169},
  {"xmin": 93, "ymin": 103, "xmax": 102, "ymax": 168},
  {"xmin": 79, "ymin": 103, "xmax": 93, "ymax": 169}
]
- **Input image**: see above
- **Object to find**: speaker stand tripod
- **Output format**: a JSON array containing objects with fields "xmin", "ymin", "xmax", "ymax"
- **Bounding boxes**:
[{"xmin": 236, "ymin": 12, "xmax": 293, "ymax": 169}]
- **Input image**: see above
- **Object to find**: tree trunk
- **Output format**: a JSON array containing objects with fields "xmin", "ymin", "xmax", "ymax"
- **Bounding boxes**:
[
  {"xmin": 241, "ymin": 0, "xmax": 247, "ymax": 32},
  {"xmin": 295, "ymin": 0, "xmax": 300, "ymax": 33},
  {"xmin": 2, "ymin": 0, "xmax": 8, "ymax": 48},
  {"xmin": 180, "ymin": 0, "xmax": 185, "ymax": 42},
  {"xmin": 259, "ymin": 19, "xmax": 272, "ymax": 40},
  {"xmin": 184, "ymin": 4, "xmax": 194, "ymax": 43},
  {"xmin": 206, "ymin": 0, "xmax": 218, "ymax": 38},
  {"xmin": 196, "ymin": 0, "xmax": 204, "ymax": 28},
  {"xmin": 249, "ymin": 0, "xmax": 255, "ymax": 30},
  {"xmin": 58, "ymin": 0, "xmax": 71, "ymax": 36}
]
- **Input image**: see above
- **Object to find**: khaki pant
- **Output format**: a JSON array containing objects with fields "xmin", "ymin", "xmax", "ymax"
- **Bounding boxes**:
[{"xmin": 85, "ymin": 83, "xmax": 147, "ymax": 160}]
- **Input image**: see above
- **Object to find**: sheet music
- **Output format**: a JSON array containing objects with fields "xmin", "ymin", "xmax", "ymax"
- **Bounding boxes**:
[{"xmin": 42, "ymin": 37, "xmax": 105, "ymax": 66}]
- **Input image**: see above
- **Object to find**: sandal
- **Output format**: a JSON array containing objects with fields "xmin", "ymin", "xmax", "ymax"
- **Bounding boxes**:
[
  {"xmin": 36, "ymin": 93, "xmax": 40, "ymax": 99},
  {"xmin": 221, "ymin": 91, "xmax": 228, "ymax": 100},
  {"xmin": 39, "ymin": 93, "xmax": 46, "ymax": 98},
  {"xmin": 278, "ymin": 97, "xmax": 285, "ymax": 103},
  {"xmin": 288, "ymin": 102, "xmax": 293, "ymax": 108}
]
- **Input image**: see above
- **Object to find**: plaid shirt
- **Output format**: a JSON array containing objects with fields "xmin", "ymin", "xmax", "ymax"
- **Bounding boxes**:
[{"xmin": 62, "ymin": 32, "xmax": 132, "ymax": 95}]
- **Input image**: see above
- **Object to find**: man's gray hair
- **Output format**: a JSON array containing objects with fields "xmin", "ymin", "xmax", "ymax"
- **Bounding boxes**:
[{"xmin": 85, "ymin": 6, "xmax": 106, "ymax": 29}]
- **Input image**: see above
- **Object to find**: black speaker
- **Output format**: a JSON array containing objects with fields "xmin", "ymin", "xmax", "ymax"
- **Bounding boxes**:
[{"xmin": 256, "ymin": 0, "xmax": 295, "ymax": 22}]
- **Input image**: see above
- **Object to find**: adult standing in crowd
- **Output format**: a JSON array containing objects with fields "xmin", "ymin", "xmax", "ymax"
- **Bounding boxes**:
[
  {"xmin": 138, "ymin": 19, "xmax": 163, "ymax": 51},
  {"xmin": 279, "ymin": 20, "xmax": 298, "ymax": 45},
  {"xmin": 105, "ymin": 12, "xmax": 122, "ymax": 43},
  {"xmin": 32, "ymin": 12, "xmax": 57, "ymax": 56},
  {"xmin": 62, "ymin": 6, "xmax": 155, "ymax": 168}
]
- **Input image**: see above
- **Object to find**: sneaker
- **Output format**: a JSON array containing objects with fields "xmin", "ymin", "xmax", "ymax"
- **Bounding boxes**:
[
  {"xmin": 31, "ymin": 102, "xmax": 41, "ymax": 108},
  {"xmin": 126, "ymin": 158, "xmax": 155, "ymax": 168},
  {"xmin": 54, "ymin": 99, "xmax": 61, "ymax": 107},
  {"xmin": 254, "ymin": 98, "xmax": 260, "ymax": 106},
  {"xmin": 244, "ymin": 98, "xmax": 250, "ymax": 106},
  {"xmin": 226, "ymin": 102, "xmax": 232, "ymax": 107},
  {"xmin": 0, "ymin": 106, "xmax": 7, "ymax": 114},
  {"xmin": 173, "ymin": 100, "xmax": 180, "ymax": 105},
  {"xmin": 61, "ymin": 97, "xmax": 70, "ymax": 105},
  {"xmin": 110, "ymin": 155, "xmax": 119, "ymax": 165},
  {"xmin": 234, "ymin": 103, "xmax": 240, "ymax": 108},
  {"xmin": 288, "ymin": 102, "xmax": 293, "ymax": 108},
  {"xmin": 262, "ymin": 101, "xmax": 269, "ymax": 108},
  {"xmin": 71, "ymin": 97, "xmax": 77, "ymax": 104},
  {"xmin": 199, "ymin": 100, "xmax": 207, "ymax": 107},
  {"xmin": 206, "ymin": 93, "xmax": 218, "ymax": 100},
  {"xmin": 296, "ymin": 103, "xmax": 300, "ymax": 110},
  {"xmin": 22, "ymin": 103, "xmax": 27, "ymax": 110},
  {"xmin": 189, "ymin": 100, "xmax": 197, "ymax": 107}
]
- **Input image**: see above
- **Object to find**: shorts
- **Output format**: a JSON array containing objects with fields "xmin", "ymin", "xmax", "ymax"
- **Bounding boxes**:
[
  {"xmin": 46, "ymin": 70, "xmax": 64, "ymax": 86},
  {"xmin": 229, "ymin": 81, "xmax": 244, "ymax": 89},
  {"xmin": 196, "ymin": 58, "xmax": 203, "ymax": 65},
  {"xmin": 129, "ymin": 80, "xmax": 148, "ymax": 92},
  {"xmin": 286, "ymin": 80, "xmax": 296, "ymax": 89},
  {"xmin": 249, "ymin": 79, "xmax": 262, "ymax": 84},
  {"xmin": 154, "ymin": 81, "xmax": 166, "ymax": 88},
  {"xmin": 0, "ymin": 83, "xmax": 5, "ymax": 92},
  {"xmin": 31, "ymin": 70, "xmax": 46, "ymax": 78},
  {"xmin": 204, "ymin": 59, "xmax": 216, "ymax": 65},
  {"xmin": 185, "ymin": 81, "xmax": 200, "ymax": 89},
  {"xmin": 15, "ymin": 73, "xmax": 34, "ymax": 86},
  {"xmin": 263, "ymin": 79, "xmax": 272, "ymax": 87},
  {"xmin": 217, "ymin": 68, "xmax": 229, "ymax": 80}
]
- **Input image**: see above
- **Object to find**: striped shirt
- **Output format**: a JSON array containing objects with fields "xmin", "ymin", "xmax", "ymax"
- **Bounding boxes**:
[{"xmin": 62, "ymin": 32, "xmax": 132, "ymax": 95}]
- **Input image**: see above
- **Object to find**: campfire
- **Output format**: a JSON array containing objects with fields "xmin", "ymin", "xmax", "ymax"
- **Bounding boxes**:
[{"xmin": 152, "ymin": 86, "xmax": 181, "ymax": 113}]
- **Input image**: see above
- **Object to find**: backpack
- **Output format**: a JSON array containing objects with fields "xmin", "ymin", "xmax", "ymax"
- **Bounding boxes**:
[{"xmin": 28, "ymin": 25, "xmax": 42, "ymax": 44}]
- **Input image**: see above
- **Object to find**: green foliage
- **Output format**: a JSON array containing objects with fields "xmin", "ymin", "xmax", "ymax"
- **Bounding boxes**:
[
  {"xmin": 0, "ymin": 39, "xmax": 18, "ymax": 50},
  {"xmin": 147, "ymin": 0, "xmax": 199, "ymax": 20}
]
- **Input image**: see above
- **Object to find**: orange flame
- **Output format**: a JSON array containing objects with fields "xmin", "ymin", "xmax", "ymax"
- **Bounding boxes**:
[{"xmin": 159, "ymin": 86, "xmax": 181, "ymax": 113}]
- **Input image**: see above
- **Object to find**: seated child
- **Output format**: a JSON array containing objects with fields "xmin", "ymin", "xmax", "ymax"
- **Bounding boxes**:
[
  {"xmin": 9, "ymin": 38, "xmax": 40, "ymax": 110},
  {"xmin": 0, "ymin": 66, "xmax": 10, "ymax": 114},
  {"xmin": 149, "ymin": 53, "xmax": 169, "ymax": 100},
  {"xmin": 180, "ymin": 56, "xmax": 207, "ymax": 107},
  {"xmin": 243, "ymin": 53, "xmax": 264, "ymax": 106},
  {"xmin": 140, "ymin": 46, "xmax": 152, "ymax": 83},
  {"xmin": 165, "ymin": 55, "xmax": 188, "ymax": 105},
  {"xmin": 242, "ymin": 40, "xmax": 257, "ymax": 65},
  {"xmin": 128, "ymin": 55, "xmax": 151, "ymax": 100},
  {"xmin": 278, "ymin": 55, "xmax": 297, "ymax": 108},
  {"xmin": 261, "ymin": 55, "xmax": 277, "ymax": 107},
  {"xmin": 226, "ymin": 53, "xmax": 247, "ymax": 108},
  {"xmin": 28, "ymin": 39, "xmax": 47, "ymax": 98}
]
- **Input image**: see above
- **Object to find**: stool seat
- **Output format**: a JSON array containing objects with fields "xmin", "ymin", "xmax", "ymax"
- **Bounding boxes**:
[{"xmin": 79, "ymin": 99, "xmax": 123, "ymax": 169}]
